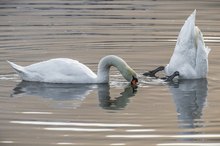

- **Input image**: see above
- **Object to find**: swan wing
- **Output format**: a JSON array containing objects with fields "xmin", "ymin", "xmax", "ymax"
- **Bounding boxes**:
[{"xmin": 8, "ymin": 58, "xmax": 97, "ymax": 83}]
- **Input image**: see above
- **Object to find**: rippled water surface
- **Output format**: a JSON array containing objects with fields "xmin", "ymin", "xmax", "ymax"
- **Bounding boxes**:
[{"xmin": 0, "ymin": 0, "xmax": 220, "ymax": 146}]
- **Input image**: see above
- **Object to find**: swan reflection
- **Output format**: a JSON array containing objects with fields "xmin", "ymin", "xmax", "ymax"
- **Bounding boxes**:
[
  {"xmin": 12, "ymin": 81, "xmax": 137, "ymax": 109},
  {"xmin": 168, "ymin": 79, "xmax": 208, "ymax": 129},
  {"xmin": 98, "ymin": 84, "xmax": 137, "ymax": 110},
  {"xmin": 13, "ymin": 81, "xmax": 96, "ymax": 100}
]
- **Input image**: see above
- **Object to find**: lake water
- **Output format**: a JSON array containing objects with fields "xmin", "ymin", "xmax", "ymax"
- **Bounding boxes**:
[{"xmin": 0, "ymin": 0, "xmax": 220, "ymax": 146}]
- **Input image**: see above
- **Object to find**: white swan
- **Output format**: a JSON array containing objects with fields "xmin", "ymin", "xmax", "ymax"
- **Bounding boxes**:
[
  {"xmin": 144, "ymin": 10, "xmax": 210, "ymax": 80},
  {"xmin": 165, "ymin": 10, "xmax": 210, "ymax": 79},
  {"xmin": 8, "ymin": 55, "xmax": 138, "ymax": 85}
]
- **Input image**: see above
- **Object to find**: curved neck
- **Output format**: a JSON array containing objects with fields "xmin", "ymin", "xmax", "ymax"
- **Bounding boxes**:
[{"xmin": 96, "ymin": 55, "xmax": 128, "ymax": 83}]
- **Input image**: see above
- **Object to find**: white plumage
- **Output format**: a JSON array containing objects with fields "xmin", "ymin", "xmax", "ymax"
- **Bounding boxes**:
[
  {"xmin": 165, "ymin": 10, "xmax": 210, "ymax": 79},
  {"xmin": 8, "ymin": 55, "xmax": 137, "ymax": 84}
]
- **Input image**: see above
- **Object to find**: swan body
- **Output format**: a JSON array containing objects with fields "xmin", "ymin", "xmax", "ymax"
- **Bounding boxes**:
[
  {"xmin": 8, "ymin": 55, "xmax": 138, "ymax": 84},
  {"xmin": 165, "ymin": 10, "xmax": 210, "ymax": 79}
]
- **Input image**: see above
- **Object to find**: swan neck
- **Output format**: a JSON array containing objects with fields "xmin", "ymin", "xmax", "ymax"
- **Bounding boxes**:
[{"xmin": 97, "ymin": 56, "xmax": 128, "ymax": 83}]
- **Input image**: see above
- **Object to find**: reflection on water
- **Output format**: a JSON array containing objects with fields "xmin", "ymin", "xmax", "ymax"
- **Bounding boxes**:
[
  {"xmin": 169, "ymin": 79, "xmax": 207, "ymax": 127},
  {"xmin": 106, "ymin": 79, "xmax": 210, "ymax": 145},
  {"xmin": 12, "ymin": 81, "xmax": 96, "ymax": 100},
  {"xmin": 98, "ymin": 84, "xmax": 137, "ymax": 110},
  {"xmin": 12, "ymin": 81, "xmax": 137, "ymax": 109},
  {"xmin": 169, "ymin": 79, "xmax": 208, "ymax": 142}
]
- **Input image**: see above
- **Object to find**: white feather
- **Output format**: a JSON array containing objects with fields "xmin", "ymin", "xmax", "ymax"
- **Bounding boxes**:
[
  {"xmin": 8, "ymin": 55, "xmax": 137, "ymax": 84},
  {"xmin": 165, "ymin": 10, "xmax": 210, "ymax": 79}
]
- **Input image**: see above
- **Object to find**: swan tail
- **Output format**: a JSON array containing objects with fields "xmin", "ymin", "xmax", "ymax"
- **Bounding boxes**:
[{"xmin": 7, "ymin": 61, "xmax": 27, "ymax": 76}]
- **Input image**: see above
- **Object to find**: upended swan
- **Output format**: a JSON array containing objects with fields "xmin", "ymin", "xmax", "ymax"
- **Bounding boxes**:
[
  {"xmin": 8, "ymin": 55, "xmax": 138, "ymax": 85},
  {"xmin": 143, "ymin": 10, "xmax": 210, "ymax": 80}
]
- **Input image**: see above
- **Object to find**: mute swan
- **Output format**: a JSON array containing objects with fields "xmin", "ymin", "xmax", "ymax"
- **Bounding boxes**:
[
  {"xmin": 8, "ymin": 55, "xmax": 138, "ymax": 85},
  {"xmin": 143, "ymin": 10, "xmax": 210, "ymax": 80}
]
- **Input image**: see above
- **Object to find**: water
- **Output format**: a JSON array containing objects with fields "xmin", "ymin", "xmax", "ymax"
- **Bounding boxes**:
[{"xmin": 0, "ymin": 0, "xmax": 220, "ymax": 145}]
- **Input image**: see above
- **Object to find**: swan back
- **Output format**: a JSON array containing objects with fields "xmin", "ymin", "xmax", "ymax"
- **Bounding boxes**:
[
  {"xmin": 165, "ymin": 10, "xmax": 210, "ymax": 79},
  {"xmin": 8, "ymin": 58, "xmax": 97, "ymax": 83}
]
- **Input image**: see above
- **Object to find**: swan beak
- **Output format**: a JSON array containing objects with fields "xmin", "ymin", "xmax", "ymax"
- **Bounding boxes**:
[{"xmin": 131, "ymin": 76, "xmax": 138, "ymax": 86}]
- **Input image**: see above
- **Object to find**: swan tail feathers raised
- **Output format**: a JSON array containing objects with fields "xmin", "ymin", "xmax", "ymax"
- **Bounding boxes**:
[{"xmin": 7, "ymin": 61, "xmax": 26, "ymax": 75}]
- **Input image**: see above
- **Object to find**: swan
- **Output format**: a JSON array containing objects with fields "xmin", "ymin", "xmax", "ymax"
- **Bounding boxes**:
[
  {"xmin": 7, "ymin": 55, "xmax": 138, "ymax": 85},
  {"xmin": 143, "ymin": 10, "xmax": 210, "ymax": 80}
]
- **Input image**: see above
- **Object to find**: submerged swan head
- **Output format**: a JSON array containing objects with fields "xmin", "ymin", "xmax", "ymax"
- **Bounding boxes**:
[
  {"xmin": 164, "ymin": 10, "xmax": 210, "ymax": 79},
  {"xmin": 97, "ymin": 55, "xmax": 138, "ymax": 85}
]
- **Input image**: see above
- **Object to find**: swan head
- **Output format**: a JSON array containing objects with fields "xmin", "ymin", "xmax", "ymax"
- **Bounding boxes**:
[
  {"xmin": 122, "ymin": 67, "xmax": 138, "ymax": 86},
  {"xmin": 112, "ymin": 56, "xmax": 138, "ymax": 85}
]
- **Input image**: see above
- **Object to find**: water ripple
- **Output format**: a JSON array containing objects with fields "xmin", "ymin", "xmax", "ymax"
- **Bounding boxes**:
[{"xmin": 10, "ymin": 120, "xmax": 142, "ymax": 127}]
